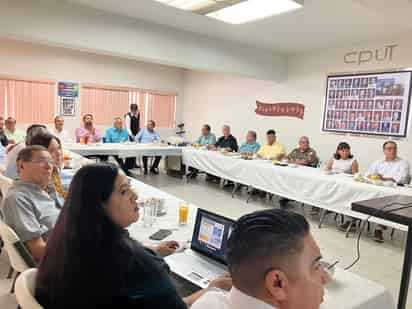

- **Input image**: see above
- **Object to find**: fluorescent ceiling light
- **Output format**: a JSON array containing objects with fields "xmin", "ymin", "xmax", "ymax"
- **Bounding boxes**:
[
  {"xmin": 207, "ymin": 0, "xmax": 302, "ymax": 24},
  {"xmin": 154, "ymin": 0, "xmax": 303, "ymax": 24}
]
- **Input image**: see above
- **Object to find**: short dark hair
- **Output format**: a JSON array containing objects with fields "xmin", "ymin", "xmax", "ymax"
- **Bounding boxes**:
[
  {"xmin": 227, "ymin": 209, "xmax": 309, "ymax": 294},
  {"xmin": 54, "ymin": 115, "xmax": 63, "ymax": 122},
  {"xmin": 334, "ymin": 142, "xmax": 353, "ymax": 160},
  {"xmin": 383, "ymin": 140, "xmax": 397, "ymax": 149},
  {"xmin": 248, "ymin": 130, "xmax": 257, "ymax": 141},
  {"xmin": 130, "ymin": 104, "xmax": 138, "ymax": 111},
  {"xmin": 17, "ymin": 145, "xmax": 48, "ymax": 162},
  {"xmin": 148, "ymin": 120, "xmax": 156, "ymax": 127},
  {"xmin": 27, "ymin": 132, "xmax": 61, "ymax": 148},
  {"xmin": 25, "ymin": 124, "xmax": 48, "ymax": 144},
  {"xmin": 203, "ymin": 124, "xmax": 211, "ymax": 132},
  {"xmin": 266, "ymin": 129, "xmax": 276, "ymax": 136}
]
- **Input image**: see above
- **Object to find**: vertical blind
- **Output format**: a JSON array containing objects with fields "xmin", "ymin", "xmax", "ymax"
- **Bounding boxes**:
[{"xmin": 0, "ymin": 78, "xmax": 55, "ymax": 123}]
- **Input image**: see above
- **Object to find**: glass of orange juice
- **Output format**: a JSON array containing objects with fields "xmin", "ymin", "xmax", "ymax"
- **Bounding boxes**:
[{"xmin": 179, "ymin": 202, "xmax": 189, "ymax": 225}]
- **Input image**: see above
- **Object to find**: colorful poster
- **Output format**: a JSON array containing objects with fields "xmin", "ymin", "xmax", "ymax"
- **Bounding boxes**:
[
  {"xmin": 58, "ymin": 82, "xmax": 79, "ymax": 98},
  {"xmin": 322, "ymin": 71, "xmax": 412, "ymax": 137}
]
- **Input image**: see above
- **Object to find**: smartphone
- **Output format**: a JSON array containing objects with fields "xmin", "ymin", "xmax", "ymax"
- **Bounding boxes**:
[{"xmin": 149, "ymin": 229, "xmax": 173, "ymax": 241}]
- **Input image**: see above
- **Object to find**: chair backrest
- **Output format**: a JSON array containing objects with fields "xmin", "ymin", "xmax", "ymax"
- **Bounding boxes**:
[
  {"xmin": 0, "ymin": 220, "xmax": 35, "ymax": 273},
  {"xmin": 0, "ymin": 173, "xmax": 12, "ymax": 208},
  {"xmin": 15, "ymin": 268, "xmax": 44, "ymax": 309}
]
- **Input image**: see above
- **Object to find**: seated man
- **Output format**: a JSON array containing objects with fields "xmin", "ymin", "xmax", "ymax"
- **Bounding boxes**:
[
  {"xmin": 287, "ymin": 136, "xmax": 319, "ymax": 167},
  {"xmin": 211, "ymin": 125, "xmax": 238, "ymax": 152},
  {"xmin": 192, "ymin": 209, "xmax": 327, "ymax": 309},
  {"xmin": 239, "ymin": 130, "xmax": 260, "ymax": 154},
  {"xmin": 187, "ymin": 124, "xmax": 217, "ymax": 179},
  {"xmin": 195, "ymin": 124, "xmax": 217, "ymax": 147},
  {"xmin": 105, "ymin": 117, "xmax": 130, "ymax": 174},
  {"xmin": 4, "ymin": 124, "xmax": 48, "ymax": 179},
  {"xmin": 51, "ymin": 115, "xmax": 72, "ymax": 143},
  {"xmin": 256, "ymin": 130, "xmax": 285, "ymax": 160},
  {"xmin": 1, "ymin": 146, "xmax": 63, "ymax": 262},
  {"xmin": 135, "ymin": 120, "xmax": 161, "ymax": 175},
  {"xmin": 366, "ymin": 141, "xmax": 410, "ymax": 243},
  {"xmin": 5, "ymin": 117, "xmax": 25, "ymax": 144},
  {"xmin": 75, "ymin": 114, "xmax": 102, "ymax": 143}
]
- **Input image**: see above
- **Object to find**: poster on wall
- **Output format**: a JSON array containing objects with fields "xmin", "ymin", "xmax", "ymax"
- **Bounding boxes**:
[
  {"xmin": 322, "ymin": 70, "xmax": 412, "ymax": 137},
  {"xmin": 60, "ymin": 97, "xmax": 76, "ymax": 116},
  {"xmin": 58, "ymin": 81, "xmax": 79, "ymax": 117}
]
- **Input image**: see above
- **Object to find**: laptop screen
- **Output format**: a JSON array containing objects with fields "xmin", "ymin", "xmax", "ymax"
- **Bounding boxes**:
[{"xmin": 190, "ymin": 209, "xmax": 235, "ymax": 265}]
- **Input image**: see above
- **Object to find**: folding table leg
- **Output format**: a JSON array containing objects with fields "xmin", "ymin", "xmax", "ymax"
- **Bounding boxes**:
[
  {"xmin": 7, "ymin": 267, "xmax": 13, "ymax": 279},
  {"xmin": 318, "ymin": 209, "xmax": 327, "ymax": 229}
]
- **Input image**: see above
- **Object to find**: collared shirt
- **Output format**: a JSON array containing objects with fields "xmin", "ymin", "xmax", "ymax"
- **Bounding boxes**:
[
  {"xmin": 288, "ymin": 147, "xmax": 319, "ymax": 167},
  {"xmin": 52, "ymin": 128, "xmax": 73, "ymax": 144},
  {"xmin": 4, "ymin": 143, "xmax": 26, "ymax": 179},
  {"xmin": 75, "ymin": 127, "xmax": 102, "ymax": 143},
  {"xmin": 195, "ymin": 133, "xmax": 217, "ymax": 146},
  {"xmin": 125, "ymin": 112, "xmax": 140, "ymax": 137},
  {"xmin": 135, "ymin": 128, "xmax": 160, "ymax": 144},
  {"xmin": 5, "ymin": 128, "xmax": 25, "ymax": 144},
  {"xmin": 257, "ymin": 142, "xmax": 285, "ymax": 159},
  {"xmin": 215, "ymin": 135, "xmax": 238, "ymax": 152},
  {"xmin": 192, "ymin": 287, "xmax": 275, "ymax": 309},
  {"xmin": 1, "ymin": 180, "xmax": 63, "ymax": 242},
  {"xmin": 366, "ymin": 157, "xmax": 411, "ymax": 184},
  {"xmin": 105, "ymin": 127, "xmax": 129, "ymax": 143},
  {"xmin": 239, "ymin": 142, "xmax": 261, "ymax": 154}
]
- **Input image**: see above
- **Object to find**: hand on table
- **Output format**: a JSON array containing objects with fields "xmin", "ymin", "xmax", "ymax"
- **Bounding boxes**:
[
  {"xmin": 209, "ymin": 273, "xmax": 232, "ymax": 291},
  {"xmin": 154, "ymin": 240, "xmax": 179, "ymax": 257}
]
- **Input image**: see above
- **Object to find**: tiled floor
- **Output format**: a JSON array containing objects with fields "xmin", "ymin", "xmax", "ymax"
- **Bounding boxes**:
[{"xmin": 0, "ymin": 171, "xmax": 411, "ymax": 308}]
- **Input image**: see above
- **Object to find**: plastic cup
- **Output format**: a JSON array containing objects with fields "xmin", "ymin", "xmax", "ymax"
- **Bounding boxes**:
[{"xmin": 179, "ymin": 203, "xmax": 189, "ymax": 225}]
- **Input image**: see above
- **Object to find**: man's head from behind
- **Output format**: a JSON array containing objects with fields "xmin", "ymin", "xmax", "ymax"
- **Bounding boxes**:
[
  {"xmin": 17, "ymin": 146, "xmax": 53, "ymax": 188},
  {"xmin": 227, "ymin": 209, "xmax": 326, "ymax": 309},
  {"xmin": 25, "ymin": 124, "xmax": 48, "ymax": 145}
]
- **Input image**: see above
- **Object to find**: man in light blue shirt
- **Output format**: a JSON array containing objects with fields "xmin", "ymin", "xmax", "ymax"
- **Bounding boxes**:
[
  {"xmin": 194, "ymin": 124, "xmax": 216, "ymax": 146},
  {"xmin": 135, "ymin": 120, "xmax": 161, "ymax": 175},
  {"xmin": 239, "ymin": 131, "xmax": 260, "ymax": 154},
  {"xmin": 105, "ymin": 117, "xmax": 129, "ymax": 143},
  {"xmin": 105, "ymin": 117, "xmax": 130, "ymax": 174}
]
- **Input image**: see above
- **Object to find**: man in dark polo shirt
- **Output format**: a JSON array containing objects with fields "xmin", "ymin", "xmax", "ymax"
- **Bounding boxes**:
[
  {"xmin": 212, "ymin": 125, "xmax": 238, "ymax": 152},
  {"xmin": 1, "ymin": 146, "xmax": 63, "ymax": 262}
]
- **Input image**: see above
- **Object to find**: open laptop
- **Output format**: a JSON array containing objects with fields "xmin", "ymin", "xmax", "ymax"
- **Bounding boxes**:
[{"xmin": 165, "ymin": 208, "xmax": 235, "ymax": 288}]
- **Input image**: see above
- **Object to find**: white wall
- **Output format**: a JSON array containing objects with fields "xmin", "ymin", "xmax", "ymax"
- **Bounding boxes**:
[
  {"xmin": 0, "ymin": 38, "xmax": 185, "ymax": 138},
  {"xmin": 182, "ymin": 35, "xmax": 412, "ymax": 171}
]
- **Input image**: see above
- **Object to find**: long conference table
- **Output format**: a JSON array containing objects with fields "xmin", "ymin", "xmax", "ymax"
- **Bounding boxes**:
[
  {"xmin": 17, "ymin": 148, "xmax": 394, "ymax": 309},
  {"xmin": 182, "ymin": 148, "xmax": 412, "ymax": 231},
  {"xmin": 126, "ymin": 178, "xmax": 395, "ymax": 309}
]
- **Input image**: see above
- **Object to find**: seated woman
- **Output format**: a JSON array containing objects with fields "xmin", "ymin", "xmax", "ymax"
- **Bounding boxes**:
[
  {"xmin": 326, "ymin": 142, "xmax": 359, "ymax": 174},
  {"xmin": 35, "ymin": 163, "xmax": 231, "ymax": 308},
  {"xmin": 326, "ymin": 142, "xmax": 360, "ymax": 233}
]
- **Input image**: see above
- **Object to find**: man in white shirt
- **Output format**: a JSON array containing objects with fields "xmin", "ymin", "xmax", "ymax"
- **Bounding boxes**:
[
  {"xmin": 192, "ymin": 209, "xmax": 327, "ymax": 309},
  {"xmin": 52, "ymin": 116, "xmax": 72, "ymax": 143},
  {"xmin": 366, "ymin": 140, "xmax": 411, "ymax": 242}
]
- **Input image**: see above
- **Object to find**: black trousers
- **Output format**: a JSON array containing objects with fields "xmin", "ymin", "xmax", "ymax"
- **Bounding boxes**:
[{"xmin": 142, "ymin": 156, "xmax": 161, "ymax": 170}]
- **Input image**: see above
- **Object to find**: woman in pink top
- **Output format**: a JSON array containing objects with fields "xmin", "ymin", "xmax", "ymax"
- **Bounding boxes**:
[{"xmin": 75, "ymin": 114, "xmax": 102, "ymax": 143}]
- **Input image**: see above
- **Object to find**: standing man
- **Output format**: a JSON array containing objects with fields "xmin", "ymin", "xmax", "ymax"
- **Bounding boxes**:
[
  {"xmin": 125, "ymin": 103, "xmax": 140, "ymax": 141},
  {"xmin": 75, "ymin": 114, "xmax": 102, "ymax": 143},
  {"xmin": 366, "ymin": 141, "xmax": 411, "ymax": 243},
  {"xmin": 5, "ymin": 117, "xmax": 25, "ymax": 144},
  {"xmin": 124, "ymin": 104, "xmax": 140, "ymax": 169},
  {"xmin": 51, "ymin": 116, "xmax": 72, "ymax": 144},
  {"xmin": 135, "ymin": 120, "xmax": 161, "ymax": 175}
]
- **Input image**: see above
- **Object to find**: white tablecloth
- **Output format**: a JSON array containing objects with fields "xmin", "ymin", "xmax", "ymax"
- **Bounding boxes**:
[
  {"xmin": 127, "ymin": 177, "xmax": 395, "ymax": 309},
  {"xmin": 64, "ymin": 143, "xmax": 182, "ymax": 159},
  {"xmin": 182, "ymin": 148, "xmax": 412, "ymax": 231}
]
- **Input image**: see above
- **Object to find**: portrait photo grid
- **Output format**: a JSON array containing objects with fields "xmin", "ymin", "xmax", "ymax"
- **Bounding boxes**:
[{"xmin": 322, "ymin": 71, "xmax": 412, "ymax": 137}]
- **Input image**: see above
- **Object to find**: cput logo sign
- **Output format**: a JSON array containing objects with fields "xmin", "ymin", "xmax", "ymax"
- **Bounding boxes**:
[{"xmin": 344, "ymin": 44, "xmax": 397, "ymax": 65}]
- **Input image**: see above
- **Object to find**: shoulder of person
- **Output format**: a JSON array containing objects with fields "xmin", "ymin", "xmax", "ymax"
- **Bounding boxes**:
[{"xmin": 191, "ymin": 289, "xmax": 229, "ymax": 309}]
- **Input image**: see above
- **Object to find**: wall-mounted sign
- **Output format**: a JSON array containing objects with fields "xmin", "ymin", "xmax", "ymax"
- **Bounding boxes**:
[
  {"xmin": 343, "ymin": 44, "xmax": 397, "ymax": 65},
  {"xmin": 58, "ymin": 82, "xmax": 79, "ymax": 98},
  {"xmin": 255, "ymin": 101, "xmax": 305, "ymax": 119},
  {"xmin": 60, "ymin": 97, "xmax": 76, "ymax": 116}
]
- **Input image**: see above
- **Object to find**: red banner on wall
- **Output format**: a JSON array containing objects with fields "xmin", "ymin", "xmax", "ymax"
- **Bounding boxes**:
[{"xmin": 255, "ymin": 101, "xmax": 305, "ymax": 119}]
